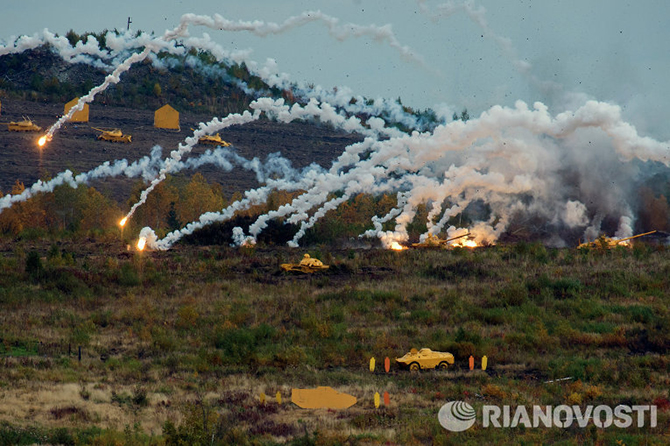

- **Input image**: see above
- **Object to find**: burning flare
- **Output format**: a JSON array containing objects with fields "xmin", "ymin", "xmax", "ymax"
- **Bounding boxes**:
[
  {"xmin": 37, "ymin": 135, "xmax": 49, "ymax": 147},
  {"xmin": 456, "ymin": 239, "xmax": 480, "ymax": 248},
  {"xmin": 119, "ymin": 217, "xmax": 127, "ymax": 227},
  {"xmin": 136, "ymin": 237, "xmax": 146, "ymax": 251},
  {"xmin": 389, "ymin": 241, "xmax": 407, "ymax": 251}
]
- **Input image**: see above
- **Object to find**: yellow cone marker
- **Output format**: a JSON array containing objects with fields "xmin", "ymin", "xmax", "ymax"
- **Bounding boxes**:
[
  {"xmin": 369, "ymin": 357, "xmax": 376, "ymax": 373},
  {"xmin": 276, "ymin": 391, "xmax": 282, "ymax": 405},
  {"xmin": 260, "ymin": 392, "xmax": 266, "ymax": 404},
  {"xmin": 374, "ymin": 392, "xmax": 380, "ymax": 408},
  {"xmin": 482, "ymin": 355, "xmax": 488, "ymax": 371}
]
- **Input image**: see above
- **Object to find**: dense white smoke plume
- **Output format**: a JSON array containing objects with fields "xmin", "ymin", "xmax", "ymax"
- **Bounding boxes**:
[
  {"xmin": 138, "ymin": 98, "xmax": 670, "ymax": 251},
  {"xmin": 2, "ymin": 4, "xmax": 669, "ymax": 251}
]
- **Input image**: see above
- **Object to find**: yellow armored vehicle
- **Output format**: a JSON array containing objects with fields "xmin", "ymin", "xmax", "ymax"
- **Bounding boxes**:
[
  {"xmin": 7, "ymin": 117, "xmax": 41, "ymax": 132},
  {"xmin": 280, "ymin": 254, "xmax": 329, "ymax": 273},
  {"xmin": 93, "ymin": 128, "xmax": 132, "ymax": 143},
  {"xmin": 196, "ymin": 132, "xmax": 231, "ymax": 147},
  {"xmin": 396, "ymin": 348, "xmax": 455, "ymax": 371},
  {"xmin": 577, "ymin": 230, "xmax": 656, "ymax": 250},
  {"xmin": 412, "ymin": 232, "xmax": 469, "ymax": 249}
]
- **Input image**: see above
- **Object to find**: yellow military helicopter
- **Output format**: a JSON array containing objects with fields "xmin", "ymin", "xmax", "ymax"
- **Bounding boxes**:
[
  {"xmin": 577, "ymin": 230, "xmax": 656, "ymax": 249},
  {"xmin": 93, "ymin": 127, "xmax": 132, "ymax": 143},
  {"xmin": 280, "ymin": 254, "xmax": 329, "ymax": 273}
]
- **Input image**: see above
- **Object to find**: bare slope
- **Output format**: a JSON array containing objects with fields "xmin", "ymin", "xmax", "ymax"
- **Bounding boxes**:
[{"xmin": 0, "ymin": 99, "xmax": 363, "ymax": 200}]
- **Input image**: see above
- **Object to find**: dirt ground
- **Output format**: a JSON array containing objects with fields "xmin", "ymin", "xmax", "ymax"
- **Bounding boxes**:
[{"xmin": 0, "ymin": 99, "xmax": 363, "ymax": 201}]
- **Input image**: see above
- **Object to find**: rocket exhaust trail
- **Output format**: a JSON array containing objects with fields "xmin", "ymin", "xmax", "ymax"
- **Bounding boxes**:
[
  {"xmin": 33, "ymin": 10, "xmax": 425, "ymax": 145},
  {"xmin": 0, "ymin": 145, "xmax": 293, "ymax": 215},
  {"xmin": 122, "ymin": 94, "xmax": 398, "ymax": 227},
  {"xmin": 140, "ymin": 98, "xmax": 670, "ymax": 251}
]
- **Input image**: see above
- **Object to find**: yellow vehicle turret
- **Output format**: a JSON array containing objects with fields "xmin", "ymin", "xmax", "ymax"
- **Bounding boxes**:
[
  {"xmin": 7, "ymin": 116, "xmax": 41, "ymax": 132},
  {"xmin": 577, "ymin": 230, "xmax": 656, "ymax": 249},
  {"xmin": 412, "ymin": 232, "xmax": 470, "ymax": 248},
  {"xmin": 93, "ymin": 127, "xmax": 132, "ymax": 143},
  {"xmin": 280, "ymin": 254, "xmax": 329, "ymax": 273},
  {"xmin": 195, "ymin": 132, "xmax": 231, "ymax": 147}
]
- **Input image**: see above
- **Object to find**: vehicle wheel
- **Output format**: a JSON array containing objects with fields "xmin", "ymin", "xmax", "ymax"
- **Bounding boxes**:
[
  {"xmin": 438, "ymin": 361, "xmax": 449, "ymax": 370},
  {"xmin": 409, "ymin": 362, "xmax": 420, "ymax": 372}
]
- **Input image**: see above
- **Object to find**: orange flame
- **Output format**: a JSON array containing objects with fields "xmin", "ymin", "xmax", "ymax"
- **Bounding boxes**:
[
  {"xmin": 38, "ymin": 135, "xmax": 48, "ymax": 147},
  {"xmin": 452, "ymin": 239, "xmax": 480, "ymax": 248},
  {"xmin": 389, "ymin": 241, "xmax": 407, "ymax": 251},
  {"xmin": 137, "ymin": 237, "xmax": 146, "ymax": 251},
  {"xmin": 119, "ymin": 217, "xmax": 128, "ymax": 227}
]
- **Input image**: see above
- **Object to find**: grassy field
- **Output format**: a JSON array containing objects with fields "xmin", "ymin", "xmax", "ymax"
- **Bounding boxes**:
[{"xmin": 0, "ymin": 236, "xmax": 669, "ymax": 445}]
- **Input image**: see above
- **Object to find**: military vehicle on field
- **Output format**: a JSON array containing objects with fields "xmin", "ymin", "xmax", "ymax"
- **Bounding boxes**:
[
  {"xmin": 93, "ymin": 128, "xmax": 132, "ymax": 143},
  {"xmin": 7, "ymin": 117, "xmax": 41, "ymax": 132},
  {"xmin": 411, "ymin": 232, "xmax": 470, "ymax": 248},
  {"xmin": 577, "ymin": 230, "xmax": 656, "ymax": 249},
  {"xmin": 280, "ymin": 254, "xmax": 329, "ymax": 273}
]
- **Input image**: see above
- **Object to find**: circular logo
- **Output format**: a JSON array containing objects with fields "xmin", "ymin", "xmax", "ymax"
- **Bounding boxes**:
[{"xmin": 438, "ymin": 401, "xmax": 476, "ymax": 432}]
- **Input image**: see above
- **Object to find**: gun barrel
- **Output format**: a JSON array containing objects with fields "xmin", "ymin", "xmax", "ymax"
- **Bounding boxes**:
[
  {"xmin": 445, "ymin": 232, "xmax": 470, "ymax": 243},
  {"xmin": 616, "ymin": 230, "xmax": 657, "ymax": 244}
]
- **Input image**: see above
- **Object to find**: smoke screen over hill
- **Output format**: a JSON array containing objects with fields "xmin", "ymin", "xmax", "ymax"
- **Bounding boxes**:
[{"xmin": 1, "ymin": 3, "xmax": 669, "ymax": 250}]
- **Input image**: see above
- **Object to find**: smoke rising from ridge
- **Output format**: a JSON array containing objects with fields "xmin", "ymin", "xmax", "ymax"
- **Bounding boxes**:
[
  {"xmin": 2, "ymin": 3, "xmax": 669, "ymax": 251},
  {"xmin": 138, "ymin": 98, "xmax": 670, "ymax": 251}
]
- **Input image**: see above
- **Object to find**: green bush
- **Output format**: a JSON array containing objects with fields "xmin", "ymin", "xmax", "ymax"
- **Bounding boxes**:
[
  {"xmin": 118, "ymin": 262, "xmax": 140, "ymax": 287},
  {"xmin": 25, "ymin": 251, "xmax": 44, "ymax": 281}
]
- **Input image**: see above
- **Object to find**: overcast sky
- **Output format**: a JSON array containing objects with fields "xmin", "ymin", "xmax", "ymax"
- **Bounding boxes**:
[{"xmin": 2, "ymin": 0, "xmax": 669, "ymax": 139}]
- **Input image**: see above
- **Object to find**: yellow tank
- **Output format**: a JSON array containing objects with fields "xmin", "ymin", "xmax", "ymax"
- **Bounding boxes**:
[
  {"xmin": 93, "ymin": 128, "xmax": 132, "ymax": 143},
  {"xmin": 198, "ymin": 133, "xmax": 231, "ymax": 147},
  {"xmin": 577, "ymin": 230, "xmax": 656, "ymax": 249},
  {"xmin": 412, "ymin": 232, "xmax": 469, "ymax": 248},
  {"xmin": 280, "ymin": 254, "xmax": 329, "ymax": 273},
  {"xmin": 396, "ymin": 348, "xmax": 455, "ymax": 371},
  {"xmin": 7, "ymin": 117, "xmax": 41, "ymax": 132}
]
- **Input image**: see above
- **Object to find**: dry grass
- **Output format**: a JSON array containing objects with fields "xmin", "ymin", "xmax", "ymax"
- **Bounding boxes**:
[{"xmin": 0, "ymin": 240, "xmax": 668, "ymax": 444}]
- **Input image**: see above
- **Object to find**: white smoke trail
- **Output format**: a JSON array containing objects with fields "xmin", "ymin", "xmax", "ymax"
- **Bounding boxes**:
[
  {"xmin": 175, "ymin": 11, "xmax": 425, "ymax": 66},
  {"xmin": 124, "ymin": 94, "xmax": 403, "ymax": 226},
  {"xmin": 2, "ymin": 19, "xmax": 434, "ymax": 141},
  {"xmin": 221, "ymin": 100, "xmax": 670, "ymax": 248},
  {"xmin": 44, "ymin": 47, "xmax": 152, "ymax": 141},
  {"xmin": 0, "ymin": 146, "xmax": 163, "ymax": 213},
  {"xmin": 5, "ymin": 10, "xmax": 669, "ymax": 250},
  {"xmin": 30, "ymin": 9, "xmax": 424, "ymax": 142},
  {"xmin": 123, "ymin": 107, "xmax": 262, "ymax": 222},
  {"xmin": 0, "ymin": 144, "xmax": 302, "ymax": 217}
]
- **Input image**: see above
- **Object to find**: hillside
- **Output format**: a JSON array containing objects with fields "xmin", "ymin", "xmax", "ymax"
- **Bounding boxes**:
[
  {"xmin": 0, "ymin": 238, "xmax": 669, "ymax": 445},
  {"xmin": 0, "ymin": 98, "xmax": 363, "ymax": 201},
  {"xmin": 1, "ymin": 35, "xmax": 669, "ymax": 446}
]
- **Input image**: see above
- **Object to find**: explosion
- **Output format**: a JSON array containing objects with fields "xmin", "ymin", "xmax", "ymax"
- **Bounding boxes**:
[
  {"xmin": 1, "ymin": 4, "xmax": 669, "ymax": 252},
  {"xmin": 136, "ymin": 237, "xmax": 146, "ymax": 251},
  {"xmin": 452, "ymin": 239, "xmax": 480, "ymax": 249},
  {"xmin": 389, "ymin": 241, "xmax": 407, "ymax": 251}
]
